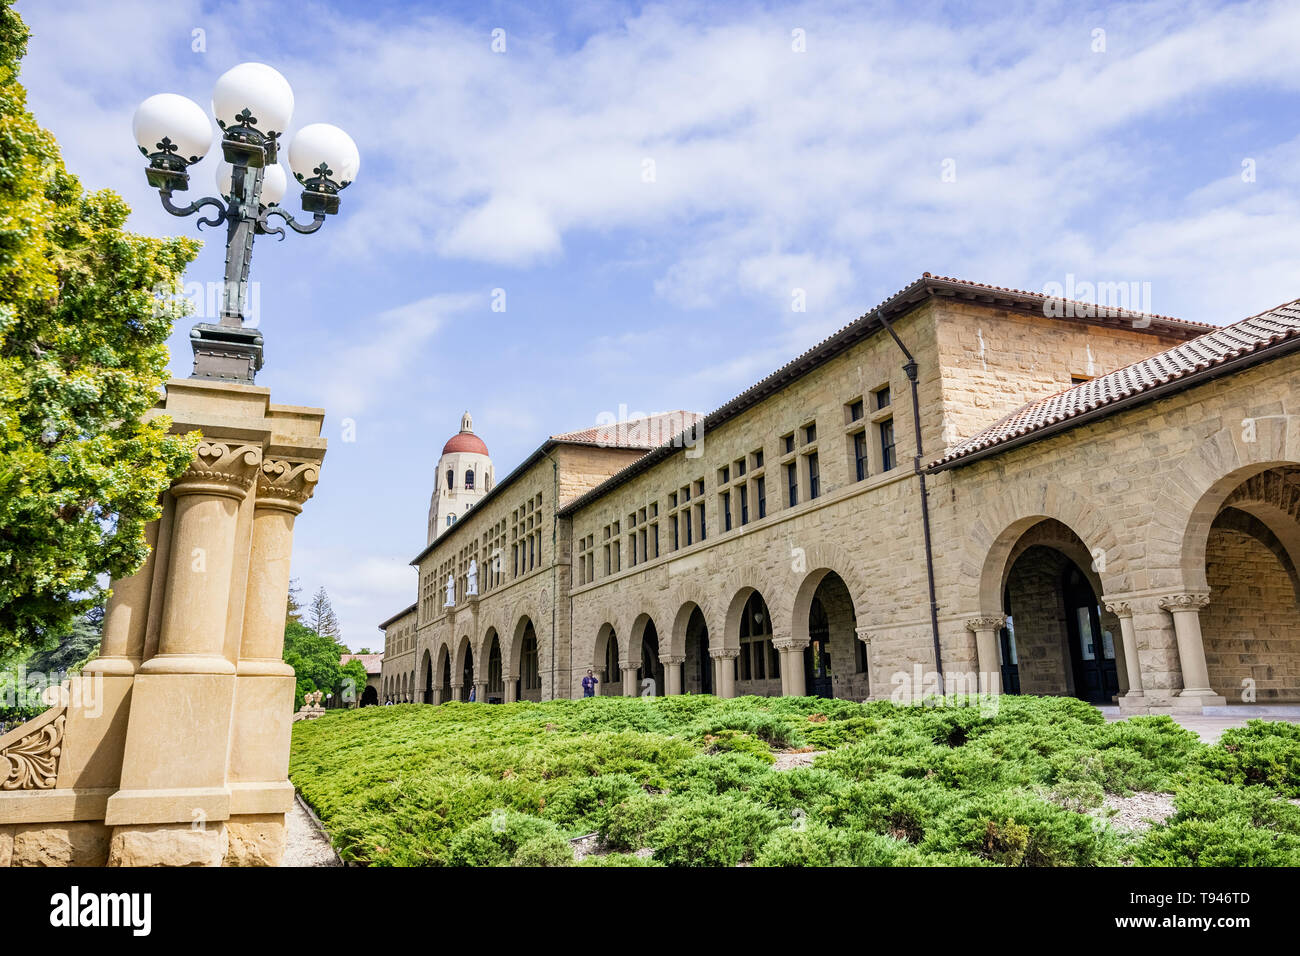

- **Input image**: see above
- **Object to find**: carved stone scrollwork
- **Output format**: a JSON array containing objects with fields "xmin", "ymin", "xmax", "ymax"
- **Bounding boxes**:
[
  {"xmin": 1, "ymin": 711, "xmax": 66, "ymax": 790},
  {"xmin": 965, "ymin": 617, "xmax": 1005, "ymax": 633},
  {"xmin": 1159, "ymin": 592, "xmax": 1211, "ymax": 613},
  {"xmin": 177, "ymin": 441, "xmax": 263, "ymax": 498},
  {"xmin": 256, "ymin": 458, "xmax": 321, "ymax": 512},
  {"xmin": 708, "ymin": 648, "xmax": 740, "ymax": 660},
  {"xmin": 854, "ymin": 625, "xmax": 874, "ymax": 645},
  {"xmin": 1104, "ymin": 601, "xmax": 1134, "ymax": 619}
]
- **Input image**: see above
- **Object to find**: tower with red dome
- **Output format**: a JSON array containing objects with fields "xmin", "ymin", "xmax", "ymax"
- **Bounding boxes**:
[{"xmin": 427, "ymin": 411, "xmax": 494, "ymax": 545}]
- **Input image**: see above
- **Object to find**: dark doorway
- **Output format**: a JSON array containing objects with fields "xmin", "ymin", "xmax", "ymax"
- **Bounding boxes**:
[
  {"xmin": 1063, "ymin": 564, "xmax": 1119, "ymax": 703},
  {"xmin": 461, "ymin": 648, "xmax": 475, "ymax": 701},
  {"xmin": 999, "ymin": 585, "xmax": 1021, "ymax": 694},
  {"xmin": 640, "ymin": 620, "xmax": 666, "ymax": 696},
  {"xmin": 423, "ymin": 657, "xmax": 434, "ymax": 704},
  {"xmin": 803, "ymin": 597, "xmax": 833, "ymax": 698},
  {"xmin": 361, "ymin": 685, "xmax": 378, "ymax": 707}
]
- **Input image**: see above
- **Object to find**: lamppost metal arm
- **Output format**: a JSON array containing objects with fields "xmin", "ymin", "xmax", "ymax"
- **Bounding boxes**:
[
  {"xmin": 259, "ymin": 206, "xmax": 326, "ymax": 237},
  {"xmin": 158, "ymin": 189, "xmax": 228, "ymax": 229}
]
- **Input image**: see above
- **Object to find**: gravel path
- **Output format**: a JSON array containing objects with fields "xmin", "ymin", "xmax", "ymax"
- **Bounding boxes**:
[{"xmin": 280, "ymin": 794, "xmax": 342, "ymax": 867}]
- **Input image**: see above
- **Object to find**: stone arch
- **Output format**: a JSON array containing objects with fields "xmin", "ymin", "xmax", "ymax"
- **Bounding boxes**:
[
  {"xmin": 504, "ymin": 596, "xmax": 542, "ymax": 675},
  {"xmin": 664, "ymin": 581, "xmax": 718, "ymax": 658},
  {"xmin": 626, "ymin": 612, "xmax": 657, "ymax": 668},
  {"xmin": 483, "ymin": 627, "xmax": 504, "ymax": 701},
  {"xmin": 512, "ymin": 615, "xmax": 542, "ymax": 701},
  {"xmin": 594, "ymin": 621, "xmax": 621, "ymax": 695},
  {"xmin": 717, "ymin": 563, "xmax": 787, "ymax": 652},
  {"xmin": 419, "ymin": 649, "xmax": 434, "ymax": 704},
  {"xmin": 966, "ymin": 482, "xmax": 1119, "ymax": 617},
  {"xmin": 787, "ymin": 543, "xmax": 872, "ymax": 637},
  {"xmin": 435, "ymin": 642, "xmax": 452, "ymax": 702}
]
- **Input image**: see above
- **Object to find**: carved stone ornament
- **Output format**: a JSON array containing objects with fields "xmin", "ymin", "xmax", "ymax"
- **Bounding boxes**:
[
  {"xmin": 854, "ymin": 625, "xmax": 874, "ymax": 645},
  {"xmin": 1103, "ymin": 601, "xmax": 1133, "ymax": 619},
  {"xmin": 257, "ymin": 457, "xmax": 321, "ymax": 508},
  {"xmin": 964, "ymin": 617, "xmax": 1005, "ymax": 633},
  {"xmin": 1159, "ymin": 592, "xmax": 1211, "ymax": 612},
  {"xmin": 179, "ymin": 441, "xmax": 263, "ymax": 493},
  {"xmin": 1, "ymin": 710, "xmax": 66, "ymax": 790}
]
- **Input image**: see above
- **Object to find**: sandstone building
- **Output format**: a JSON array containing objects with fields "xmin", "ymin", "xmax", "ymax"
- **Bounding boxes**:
[{"xmin": 380, "ymin": 274, "xmax": 1300, "ymax": 714}]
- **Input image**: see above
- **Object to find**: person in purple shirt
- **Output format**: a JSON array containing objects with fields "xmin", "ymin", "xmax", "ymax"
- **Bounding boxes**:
[{"xmin": 582, "ymin": 669, "xmax": 598, "ymax": 697}]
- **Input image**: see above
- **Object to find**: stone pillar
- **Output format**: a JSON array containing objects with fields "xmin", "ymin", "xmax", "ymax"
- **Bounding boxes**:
[
  {"xmin": 450, "ymin": 682, "xmax": 463, "ymax": 702},
  {"xmin": 711, "ymin": 649, "xmax": 739, "ymax": 698},
  {"xmin": 503, "ymin": 678, "xmax": 518, "ymax": 704},
  {"xmin": 105, "ymin": 439, "xmax": 262, "ymax": 866},
  {"xmin": 227, "ymin": 456, "xmax": 320, "ymax": 866},
  {"xmin": 1104, "ymin": 600, "xmax": 1145, "ymax": 711},
  {"xmin": 964, "ymin": 618, "xmax": 1004, "ymax": 695},
  {"xmin": 473, "ymin": 679, "xmax": 488, "ymax": 703},
  {"xmin": 432, "ymin": 687, "xmax": 444, "ymax": 705},
  {"xmin": 855, "ymin": 626, "xmax": 878, "ymax": 699},
  {"xmin": 773, "ymin": 641, "xmax": 806, "ymax": 696},
  {"xmin": 622, "ymin": 660, "xmax": 641, "ymax": 697},
  {"xmin": 661, "ymin": 657, "xmax": 684, "ymax": 695},
  {"xmin": 1159, "ymin": 593, "xmax": 1226, "ymax": 709}
]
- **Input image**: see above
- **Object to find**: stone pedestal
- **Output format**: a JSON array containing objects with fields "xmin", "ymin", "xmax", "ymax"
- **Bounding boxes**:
[
  {"xmin": 1104, "ymin": 600, "xmax": 1146, "ymax": 711},
  {"xmin": 0, "ymin": 379, "xmax": 326, "ymax": 867},
  {"xmin": 965, "ymin": 618, "xmax": 1004, "ymax": 695},
  {"xmin": 1160, "ymin": 592, "xmax": 1227, "ymax": 711}
]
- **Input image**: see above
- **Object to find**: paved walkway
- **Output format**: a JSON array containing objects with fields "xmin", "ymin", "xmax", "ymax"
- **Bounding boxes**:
[
  {"xmin": 1099, "ymin": 706, "xmax": 1300, "ymax": 744},
  {"xmin": 280, "ymin": 794, "xmax": 341, "ymax": 867}
]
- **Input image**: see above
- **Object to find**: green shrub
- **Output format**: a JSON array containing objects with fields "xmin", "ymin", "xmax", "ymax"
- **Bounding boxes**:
[
  {"xmin": 1132, "ymin": 781, "xmax": 1300, "ymax": 866},
  {"xmin": 649, "ymin": 794, "xmax": 784, "ymax": 866},
  {"xmin": 1202, "ymin": 720, "xmax": 1300, "ymax": 797},
  {"xmin": 924, "ymin": 791, "xmax": 1119, "ymax": 866},
  {"xmin": 756, "ymin": 824, "xmax": 930, "ymax": 866},
  {"xmin": 446, "ymin": 811, "xmax": 564, "ymax": 867},
  {"xmin": 600, "ymin": 792, "xmax": 674, "ymax": 852},
  {"xmin": 512, "ymin": 832, "xmax": 576, "ymax": 867},
  {"xmin": 701, "ymin": 729, "xmax": 775, "ymax": 763}
]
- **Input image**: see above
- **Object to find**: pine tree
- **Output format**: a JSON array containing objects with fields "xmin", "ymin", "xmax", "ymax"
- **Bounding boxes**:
[{"xmin": 307, "ymin": 587, "xmax": 341, "ymax": 640}]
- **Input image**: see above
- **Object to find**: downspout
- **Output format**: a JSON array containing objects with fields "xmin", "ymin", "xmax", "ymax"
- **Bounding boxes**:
[{"xmin": 875, "ymin": 311, "xmax": 944, "ymax": 680}]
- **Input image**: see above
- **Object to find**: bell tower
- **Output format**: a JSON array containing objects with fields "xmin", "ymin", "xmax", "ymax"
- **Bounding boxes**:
[{"xmin": 427, "ymin": 411, "xmax": 493, "ymax": 545}]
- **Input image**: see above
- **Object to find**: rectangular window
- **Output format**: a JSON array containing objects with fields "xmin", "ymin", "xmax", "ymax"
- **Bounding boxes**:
[
  {"xmin": 603, "ymin": 544, "xmax": 611, "ymax": 576},
  {"xmin": 848, "ymin": 399, "xmax": 864, "ymax": 422},
  {"xmin": 853, "ymin": 431, "xmax": 868, "ymax": 481},
  {"xmin": 804, "ymin": 422, "xmax": 817, "ymax": 444},
  {"xmin": 782, "ymin": 433, "xmax": 795, "ymax": 454},
  {"xmin": 722, "ymin": 490, "xmax": 732, "ymax": 532},
  {"xmin": 630, "ymin": 533, "xmax": 638, "ymax": 567},
  {"xmin": 786, "ymin": 462, "xmax": 798, "ymax": 507},
  {"xmin": 753, "ymin": 449, "xmax": 764, "ymax": 469},
  {"xmin": 696, "ymin": 501, "xmax": 706, "ymax": 541},
  {"xmin": 639, "ymin": 528, "xmax": 647, "ymax": 563},
  {"xmin": 719, "ymin": 465, "xmax": 730, "ymax": 485},
  {"xmin": 651, "ymin": 523, "xmax": 659, "ymax": 558},
  {"xmin": 875, "ymin": 385, "xmax": 892, "ymax": 410},
  {"xmin": 685, "ymin": 511, "xmax": 693, "ymax": 546},
  {"xmin": 739, "ymin": 485, "xmax": 749, "ymax": 525},
  {"xmin": 670, "ymin": 515, "xmax": 679, "ymax": 551},
  {"xmin": 807, "ymin": 453, "xmax": 820, "ymax": 499},
  {"xmin": 880, "ymin": 418, "xmax": 896, "ymax": 471},
  {"xmin": 736, "ymin": 458, "xmax": 746, "ymax": 477},
  {"xmin": 757, "ymin": 476, "xmax": 767, "ymax": 518}
]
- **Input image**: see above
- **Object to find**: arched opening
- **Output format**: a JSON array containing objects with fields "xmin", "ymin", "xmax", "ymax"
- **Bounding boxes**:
[
  {"xmin": 1194, "ymin": 466, "xmax": 1300, "ymax": 702},
  {"xmin": 638, "ymin": 619, "xmax": 665, "ymax": 696},
  {"xmin": 465, "ymin": 468, "xmax": 475, "ymax": 490},
  {"xmin": 486, "ymin": 631, "xmax": 504, "ymax": 703},
  {"xmin": 361, "ymin": 685, "xmax": 378, "ymax": 707},
  {"xmin": 421, "ymin": 651, "xmax": 434, "ymax": 704},
  {"xmin": 445, "ymin": 468, "xmax": 454, "ymax": 490},
  {"xmin": 437, "ymin": 646, "xmax": 452, "ymax": 703},
  {"xmin": 461, "ymin": 645, "xmax": 475, "ymax": 701},
  {"xmin": 796, "ymin": 570, "xmax": 866, "ymax": 701},
  {"xmin": 998, "ymin": 519, "xmax": 1123, "ymax": 704},
  {"xmin": 595, "ymin": 624, "xmax": 621, "ymax": 696},
  {"xmin": 734, "ymin": 590, "xmax": 780, "ymax": 697},
  {"xmin": 681, "ymin": 605, "xmax": 712, "ymax": 695},
  {"xmin": 518, "ymin": 619, "xmax": 542, "ymax": 702}
]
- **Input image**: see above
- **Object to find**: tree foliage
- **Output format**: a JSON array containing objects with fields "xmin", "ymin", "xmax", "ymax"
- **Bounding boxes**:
[
  {"xmin": 0, "ymin": 2, "xmax": 200, "ymax": 656},
  {"xmin": 307, "ymin": 586, "xmax": 341, "ymax": 640},
  {"xmin": 283, "ymin": 617, "xmax": 359, "ymax": 710}
]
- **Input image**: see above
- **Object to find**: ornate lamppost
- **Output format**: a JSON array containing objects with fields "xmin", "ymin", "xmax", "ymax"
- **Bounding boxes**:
[{"xmin": 131, "ymin": 62, "xmax": 359, "ymax": 382}]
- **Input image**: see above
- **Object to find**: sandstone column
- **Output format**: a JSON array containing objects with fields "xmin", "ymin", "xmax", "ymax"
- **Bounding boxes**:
[
  {"xmin": 106, "ymin": 439, "xmax": 262, "ymax": 866},
  {"xmin": 1159, "ymin": 592, "xmax": 1226, "ymax": 708},
  {"xmin": 503, "ymin": 678, "xmax": 518, "ymax": 704},
  {"xmin": 622, "ymin": 659, "xmax": 641, "ymax": 697},
  {"xmin": 964, "ymin": 618, "xmax": 1004, "ymax": 695},
  {"xmin": 711, "ymin": 649, "xmax": 739, "ymax": 698},
  {"xmin": 774, "ymin": 641, "xmax": 806, "ymax": 696},
  {"xmin": 661, "ymin": 656, "xmax": 684, "ymax": 695},
  {"xmin": 226, "ymin": 455, "xmax": 320, "ymax": 866},
  {"xmin": 855, "ymin": 626, "xmax": 878, "ymax": 700},
  {"xmin": 473, "ymin": 679, "xmax": 488, "ymax": 703},
  {"xmin": 1104, "ymin": 600, "xmax": 1145, "ymax": 710}
]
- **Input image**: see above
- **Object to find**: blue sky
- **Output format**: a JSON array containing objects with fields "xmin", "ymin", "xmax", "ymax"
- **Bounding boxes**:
[{"xmin": 16, "ymin": 0, "xmax": 1300, "ymax": 647}]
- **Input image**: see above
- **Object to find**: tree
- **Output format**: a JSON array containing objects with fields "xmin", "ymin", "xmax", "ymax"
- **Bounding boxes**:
[
  {"xmin": 286, "ymin": 577, "xmax": 303, "ymax": 623},
  {"xmin": 0, "ymin": 3, "xmax": 199, "ymax": 657},
  {"xmin": 307, "ymin": 586, "xmax": 341, "ymax": 641},
  {"xmin": 339, "ymin": 657, "xmax": 368, "ymax": 707},
  {"xmin": 283, "ymin": 619, "xmax": 343, "ymax": 711}
]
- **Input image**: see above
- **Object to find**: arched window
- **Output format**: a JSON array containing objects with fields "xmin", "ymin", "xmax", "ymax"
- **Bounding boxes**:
[
  {"xmin": 465, "ymin": 469, "xmax": 475, "ymax": 490},
  {"xmin": 445, "ymin": 468, "xmax": 453, "ymax": 490}
]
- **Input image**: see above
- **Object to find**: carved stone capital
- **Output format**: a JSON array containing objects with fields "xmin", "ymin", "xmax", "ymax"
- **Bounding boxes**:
[
  {"xmin": 660, "ymin": 656, "xmax": 686, "ymax": 666},
  {"xmin": 175, "ymin": 441, "xmax": 263, "ymax": 499},
  {"xmin": 709, "ymin": 648, "xmax": 740, "ymax": 660},
  {"xmin": 770, "ymin": 639, "xmax": 805, "ymax": 652},
  {"xmin": 1, "ymin": 710, "xmax": 66, "ymax": 790},
  {"xmin": 256, "ymin": 457, "xmax": 321, "ymax": 513},
  {"xmin": 854, "ymin": 625, "xmax": 873, "ymax": 645},
  {"xmin": 1159, "ymin": 592, "xmax": 1211, "ymax": 613},
  {"xmin": 1103, "ymin": 600, "xmax": 1134, "ymax": 619},
  {"xmin": 965, "ymin": 617, "xmax": 1005, "ymax": 633}
]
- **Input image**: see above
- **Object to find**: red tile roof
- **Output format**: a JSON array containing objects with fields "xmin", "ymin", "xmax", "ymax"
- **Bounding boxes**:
[
  {"xmin": 341, "ymin": 653, "xmax": 384, "ymax": 675},
  {"xmin": 551, "ymin": 411, "xmax": 703, "ymax": 449},
  {"xmin": 931, "ymin": 299, "xmax": 1300, "ymax": 469}
]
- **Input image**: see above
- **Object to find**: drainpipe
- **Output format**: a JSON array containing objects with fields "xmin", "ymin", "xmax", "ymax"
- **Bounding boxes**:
[{"xmin": 874, "ymin": 311, "xmax": 944, "ymax": 680}]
